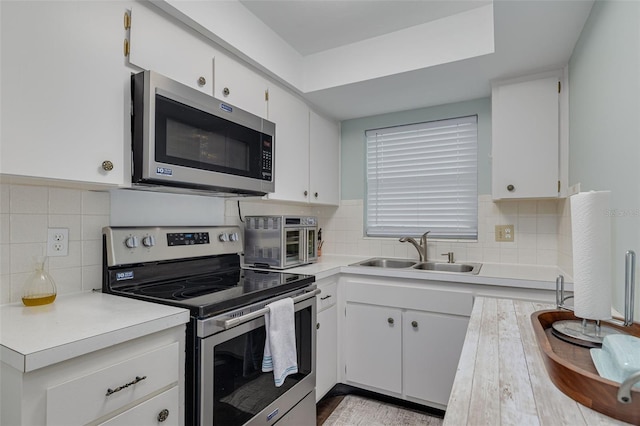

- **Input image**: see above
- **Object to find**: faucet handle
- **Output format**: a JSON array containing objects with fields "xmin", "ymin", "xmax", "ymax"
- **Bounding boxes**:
[{"xmin": 441, "ymin": 252, "xmax": 455, "ymax": 263}]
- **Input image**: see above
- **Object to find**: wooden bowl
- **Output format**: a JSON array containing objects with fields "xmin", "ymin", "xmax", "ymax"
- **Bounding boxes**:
[{"xmin": 531, "ymin": 310, "xmax": 640, "ymax": 424}]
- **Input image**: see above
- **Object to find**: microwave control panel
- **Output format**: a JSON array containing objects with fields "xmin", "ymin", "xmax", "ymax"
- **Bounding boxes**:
[{"xmin": 261, "ymin": 137, "xmax": 273, "ymax": 181}]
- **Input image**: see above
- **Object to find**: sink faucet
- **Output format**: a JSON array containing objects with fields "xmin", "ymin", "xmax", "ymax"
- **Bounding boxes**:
[{"xmin": 399, "ymin": 231, "xmax": 430, "ymax": 261}]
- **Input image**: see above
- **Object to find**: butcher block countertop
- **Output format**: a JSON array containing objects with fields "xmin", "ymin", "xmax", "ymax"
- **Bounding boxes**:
[{"xmin": 444, "ymin": 297, "xmax": 631, "ymax": 425}]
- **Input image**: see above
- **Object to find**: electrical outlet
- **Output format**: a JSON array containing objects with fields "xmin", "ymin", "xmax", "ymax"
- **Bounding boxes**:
[
  {"xmin": 495, "ymin": 225, "xmax": 515, "ymax": 242},
  {"xmin": 47, "ymin": 228, "xmax": 69, "ymax": 256}
]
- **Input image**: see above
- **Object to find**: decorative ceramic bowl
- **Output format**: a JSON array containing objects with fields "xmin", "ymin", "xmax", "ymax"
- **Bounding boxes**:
[{"xmin": 591, "ymin": 334, "xmax": 640, "ymax": 388}]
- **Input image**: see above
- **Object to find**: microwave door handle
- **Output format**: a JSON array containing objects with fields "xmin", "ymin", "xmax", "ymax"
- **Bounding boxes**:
[{"xmin": 216, "ymin": 289, "xmax": 320, "ymax": 330}]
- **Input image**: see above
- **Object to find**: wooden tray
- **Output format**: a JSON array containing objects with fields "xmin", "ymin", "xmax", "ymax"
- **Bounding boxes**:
[{"xmin": 532, "ymin": 310, "xmax": 640, "ymax": 424}]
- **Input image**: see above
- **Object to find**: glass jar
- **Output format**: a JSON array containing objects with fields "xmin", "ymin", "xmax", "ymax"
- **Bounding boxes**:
[{"xmin": 22, "ymin": 256, "xmax": 57, "ymax": 306}]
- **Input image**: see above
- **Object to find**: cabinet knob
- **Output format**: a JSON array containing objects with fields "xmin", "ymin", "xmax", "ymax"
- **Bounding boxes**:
[
  {"xmin": 198, "ymin": 76, "xmax": 207, "ymax": 87},
  {"xmin": 316, "ymin": 322, "xmax": 320, "ymax": 330},
  {"xmin": 314, "ymin": 192, "xmax": 318, "ymax": 198},
  {"xmin": 387, "ymin": 317, "xmax": 394, "ymax": 325},
  {"xmin": 304, "ymin": 190, "xmax": 308, "ymax": 197},
  {"xmin": 157, "ymin": 409, "xmax": 170, "ymax": 422},
  {"xmin": 101, "ymin": 160, "xmax": 114, "ymax": 171},
  {"xmin": 412, "ymin": 320, "xmax": 418, "ymax": 328},
  {"xmin": 223, "ymin": 87, "xmax": 230, "ymax": 96},
  {"xmin": 507, "ymin": 184, "xmax": 515, "ymax": 192}
]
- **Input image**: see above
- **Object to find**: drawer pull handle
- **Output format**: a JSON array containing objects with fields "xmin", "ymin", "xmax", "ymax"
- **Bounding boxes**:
[
  {"xmin": 412, "ymin": 321, "xmax": 418, "ymax": 328},
  {"xmin": 157, "ymin": 408, "xmax": 170, "ymax": 422},
  {"xmin": 320, "ymin": 295, "xmax": 332, "ymax": 300},
  {"xmin": 387, "ymin": 317, "xmax": 394, "ymax": 325},
  {"xmin": 105, "ymin": 375, "xmax": 147, "ymax": 396}
]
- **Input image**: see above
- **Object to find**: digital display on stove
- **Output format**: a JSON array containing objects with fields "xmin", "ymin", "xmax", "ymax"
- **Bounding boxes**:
[{"xmin": 167, "ymin": 232, "xmax": 210, "ymax": 246}]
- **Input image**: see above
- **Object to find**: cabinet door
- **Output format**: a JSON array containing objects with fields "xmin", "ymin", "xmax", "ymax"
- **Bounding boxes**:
[
  {"xmin": 492, "ymin": 74, "xmax": 560, "ymax": 199},
  {"xmin": 214, "ymin": 53, "xmax": 268, "ymax": 118},
  {"xmin": 265, "ymin": 85, "xmax": 310, "ymax": 203},
  {"xmin": 129, "ymin": 3, "xmax": 216, "ymax": 94},
  {"xmin": 403, "ymin": 310, "xmax": 469, "ymax": 406},
  {"xmin": 309, "ymin": 111, "xmax": 340, "ymax": 206},
  {"xmin": 0, "ymin": 1, "xmax": 130, "ymax": 185},
  {"xmin": 345, "ymin": 303, "xmax": 401, "ymax": 393},
  {"xmin": 316, "ymin": 305, "xmax": 338, "ymax": 401}
]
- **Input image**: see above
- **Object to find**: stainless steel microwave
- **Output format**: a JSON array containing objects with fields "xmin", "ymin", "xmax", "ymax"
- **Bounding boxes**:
[{"xmin": 131, "ymin": 70, "xmax": 275, "ymax": 195}]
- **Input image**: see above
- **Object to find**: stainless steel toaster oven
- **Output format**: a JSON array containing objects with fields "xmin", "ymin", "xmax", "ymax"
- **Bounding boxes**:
[{"xmin": 243, "ymin": 216, "xmax": 318, "ymax": 269}]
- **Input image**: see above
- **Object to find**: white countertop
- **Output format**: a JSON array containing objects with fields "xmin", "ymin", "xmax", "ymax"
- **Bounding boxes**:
[
  {"xmin": 284, "ymin": 254, "xmax": 572, "ymax": 291},
  {"xmin": 0, "ymin": 291, "xmax": 190, "ymax": 373}
]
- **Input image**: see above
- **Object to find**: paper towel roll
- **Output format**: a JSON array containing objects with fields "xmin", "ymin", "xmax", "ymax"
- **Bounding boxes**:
[{"xmin": 570, "ymin": 191, "xmax": 612, "ymax": 320}]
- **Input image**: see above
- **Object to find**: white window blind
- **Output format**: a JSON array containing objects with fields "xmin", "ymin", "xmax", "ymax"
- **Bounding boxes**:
[{"xmin": 366, "ymin": 115, "xmax": 478, "ymax": 239}]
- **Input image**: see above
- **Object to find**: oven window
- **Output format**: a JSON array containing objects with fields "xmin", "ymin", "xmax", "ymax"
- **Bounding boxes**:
[
  {"xmin": 154, "ymin": 95, "xmax": 267, "ymax": 179},
  {"xmin": 212, "ymin": 306, "xmax": 312, "ymax": 425},
  {"xmin": 284, "ymin": 229, "xmax": 302, "ymax": 265}
]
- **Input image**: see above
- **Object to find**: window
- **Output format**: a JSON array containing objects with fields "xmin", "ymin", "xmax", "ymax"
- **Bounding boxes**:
[{"xmin": 365, "ymin": 115, "xmax": 478, "ymax": 239}]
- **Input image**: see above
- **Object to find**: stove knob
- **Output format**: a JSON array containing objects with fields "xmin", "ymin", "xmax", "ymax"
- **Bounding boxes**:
[
  {"xmin": 125, "ymin": 236, "xmax": 139, "ymax": 249},
  {"xmin": 218, "ymin": 233, "xmax": 229, "ymax": 242},
  {"xmin": 229, "ymin": 232, "xmax": 239, "ymax": 242},
  {"xmin": 142, "ymin": 235, "xmax": 156, "ymax": 247}
]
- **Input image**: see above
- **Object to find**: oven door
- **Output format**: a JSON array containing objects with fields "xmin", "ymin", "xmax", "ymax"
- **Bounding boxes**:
[
  {"xmin": 281, "ymin": 228, "xmax": 305, "ymax": 268},
  {"xmin": 200, "ymin": 295, "xmax": 316, "ymax": 425},
  {"xmin": 305, "ymin": 227, "xmax": 318, "ymax": 264}
]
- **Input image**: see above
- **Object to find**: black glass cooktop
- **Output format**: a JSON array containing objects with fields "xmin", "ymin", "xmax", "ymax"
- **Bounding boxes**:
[{"xmin": 104, "ymin": 255, "xmax": 314, "ymax": 318}]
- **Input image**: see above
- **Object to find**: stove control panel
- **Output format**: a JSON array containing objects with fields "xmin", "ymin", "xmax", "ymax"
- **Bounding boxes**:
[
  {"xmin": 167, "ymin": 232, "xmax": 209, "ymax": 246},
  {"xmin": 103, "ymin": 226, "xmax": 243, "ymax": 267}
]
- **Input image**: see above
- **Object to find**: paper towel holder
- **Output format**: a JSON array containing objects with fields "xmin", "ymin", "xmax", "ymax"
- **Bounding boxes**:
[{"xmin": 552, "ymin": 250, "xmax": 636, "ymax": 348}]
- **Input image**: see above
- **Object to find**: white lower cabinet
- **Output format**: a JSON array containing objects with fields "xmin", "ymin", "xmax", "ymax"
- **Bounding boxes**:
[
  {"xmin": 342, "ymin": 278, "xmax": 473, "ymax": 409},
  {"xmin": 403, "ymin": 310, "xmax": 469, "ymax": 406},
  {"xmin": 316, "ymin": 305, "xmax": 338, "ymax": 401},
  {"xmin": 315, "ymin": 278, "xmax": 338, "ymax": 401},
  {"xmin": 1, "ymin": 327, "xmax": 185, "ymax": 426},
  {"xmin": 344, "ymin": 303, "xmax": 402, "ymax": 394}
]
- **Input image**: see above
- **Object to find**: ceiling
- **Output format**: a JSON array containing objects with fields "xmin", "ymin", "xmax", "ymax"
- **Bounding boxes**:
[{"xmin": 239, "ymin": 0, "xmax": 595, "ymax": 120}]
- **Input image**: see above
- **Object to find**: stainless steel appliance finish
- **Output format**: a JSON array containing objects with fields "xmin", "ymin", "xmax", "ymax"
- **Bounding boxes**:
[
  {"xmin": 102, "ymin": 226, "xmax": 317, "ymax": 426},
  {"xmin": 131, "ymin": 70, "xmax": 275, "ymax": 196},
  {"xmin": 244, "ymin": 216, "xmax": 318, "ymax": 269}
]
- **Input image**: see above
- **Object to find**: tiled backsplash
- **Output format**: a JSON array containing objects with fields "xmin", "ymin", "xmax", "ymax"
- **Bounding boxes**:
[
  {"xmin": 0, "ymin": 184, "xmax": 110, "ymax": 304},
  {"xmin": 1, "ymin": 184, "xmax": 573, "ymax": 305},
  {"xmin": 311, "ymin": 195, "xmax": 573, "ymax": 275}
]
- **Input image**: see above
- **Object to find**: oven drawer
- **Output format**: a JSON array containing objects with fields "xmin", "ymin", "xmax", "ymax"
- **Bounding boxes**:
[{"xmin": 46, "ymin": 342, "xmax": 179, "ymax": 425}]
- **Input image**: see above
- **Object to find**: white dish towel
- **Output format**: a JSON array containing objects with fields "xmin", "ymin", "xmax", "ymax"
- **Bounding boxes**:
[{"xmin": 262, "ymin": 297, "xmax": 298, "ymax": 387}]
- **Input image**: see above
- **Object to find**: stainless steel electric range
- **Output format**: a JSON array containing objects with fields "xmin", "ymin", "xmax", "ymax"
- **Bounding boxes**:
[{"xmin": 102, "ymin": 226, "xmax": 317, "ymax": 426}]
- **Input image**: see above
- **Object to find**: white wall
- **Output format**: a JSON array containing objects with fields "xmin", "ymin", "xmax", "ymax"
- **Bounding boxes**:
[{"xmin": 568, "ymin": 0, "xmax": 640, "ymax": 311}]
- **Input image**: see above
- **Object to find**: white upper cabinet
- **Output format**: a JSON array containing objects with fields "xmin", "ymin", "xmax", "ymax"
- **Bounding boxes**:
[
  {"xmin": 491, "ymin": 70, "xmax": 567, "ymax": 199},
  {"xmin": 213, "ymin": 54, "xmax": 268, "ymax": 119},
  {"xmin": 264, "ymin": 85, "xmax": 311, "ymax": 203},
  {"xmin": 128, "ymin": 3, "xmax": 217, "ymax": 94},
  {"xmin": 0, "ymin": 1, "xmax": 132, "ymax": 186},
  {"xmin": 130, "ymin": 4, "xmax": 268, "ymax": 117},
  {"xmin": 309, "ymin": 111, "xmax": 341, "ymax": 205},
  {"xmin": 265, "ymin": 86, "xmax": 340, "ymax": 206}
]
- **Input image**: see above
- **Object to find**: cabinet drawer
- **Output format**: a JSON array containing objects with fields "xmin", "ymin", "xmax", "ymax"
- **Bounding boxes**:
[
  {"xmin": 97, "ymin": 386, "xmax": 179, "ymax": 426},
  {"xmin": 47, "ymin": 342, "xmax": 179, "ymax": 425},
  {"xmin": 317, "ymin": 283, "xmax": 337, "ymax": 311}
]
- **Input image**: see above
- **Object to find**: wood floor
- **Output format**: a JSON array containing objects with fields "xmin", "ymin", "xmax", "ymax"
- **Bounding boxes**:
[
  {"xmin": 316, "ymin": 385, "xmax": 445, "ymax": 425},
  {"xmin": 317, "ymin": 394, "xmax": 346, "ymax": 425}
]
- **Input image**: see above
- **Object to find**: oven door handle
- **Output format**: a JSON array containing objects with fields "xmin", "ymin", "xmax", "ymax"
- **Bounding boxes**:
[{"xmin": 216, "ymin": 288, "xmax": 320, "ymax": 330}]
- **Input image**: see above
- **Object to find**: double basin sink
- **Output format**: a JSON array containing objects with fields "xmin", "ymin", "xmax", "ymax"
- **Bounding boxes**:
[{"xmin": 350, "ymin": 257, "xmax": 482, "ymax": 275}]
